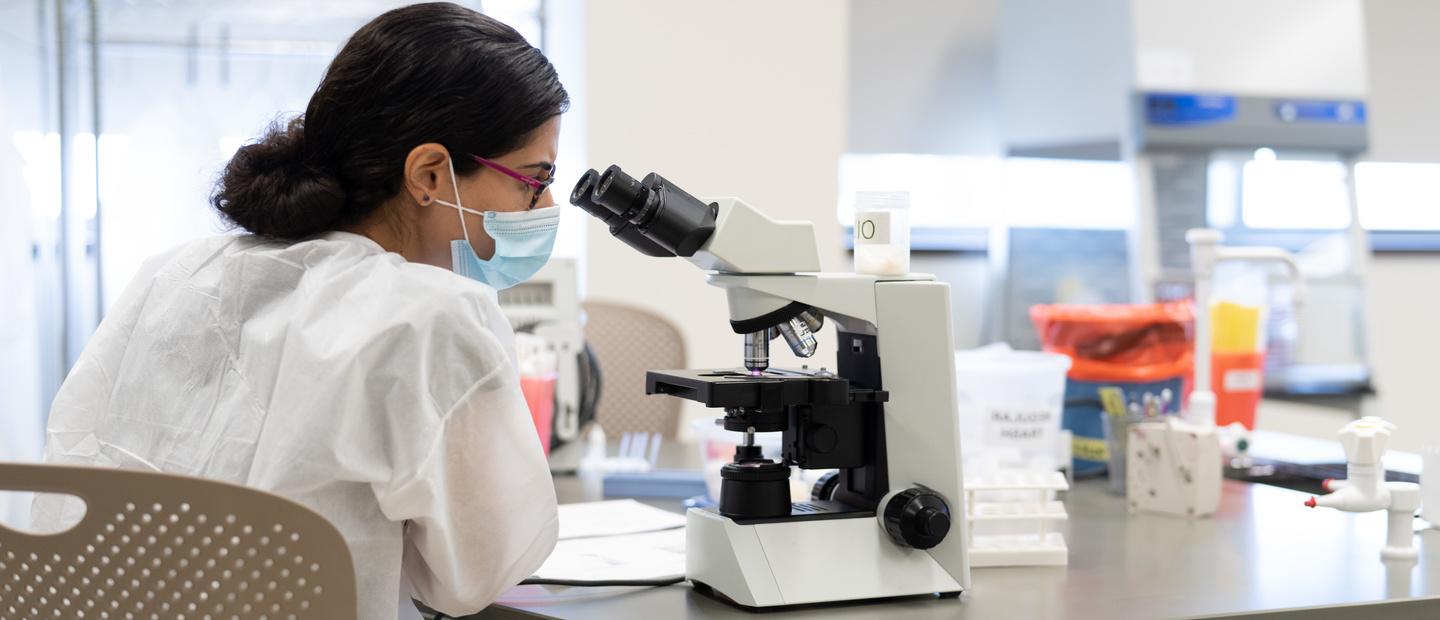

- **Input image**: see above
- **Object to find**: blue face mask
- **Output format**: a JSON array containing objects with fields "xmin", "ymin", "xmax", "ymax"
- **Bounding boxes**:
[{"xmin": 434, "ymin": 157, "xmax": 560, "ymax": 290}]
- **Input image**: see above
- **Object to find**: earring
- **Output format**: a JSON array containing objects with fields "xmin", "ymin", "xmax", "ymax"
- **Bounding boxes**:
[{"xmin": 421, "ymin": 193, "xmax": 430, "ymax": 204}]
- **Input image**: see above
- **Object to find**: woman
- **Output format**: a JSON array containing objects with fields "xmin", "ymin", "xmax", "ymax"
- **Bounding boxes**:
[{"xmin": 34, "ymin": 4, "xmax": 567, "ymax": 618}]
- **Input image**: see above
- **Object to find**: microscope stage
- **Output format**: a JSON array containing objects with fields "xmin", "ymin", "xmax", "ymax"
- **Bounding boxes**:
[
  {"xmin": 646, "ymin": 368, "xmax": 883, "ymax": 409},
  {"xmin": 698, "ymin": 498, "xmax": 874, "ymax": 525}
]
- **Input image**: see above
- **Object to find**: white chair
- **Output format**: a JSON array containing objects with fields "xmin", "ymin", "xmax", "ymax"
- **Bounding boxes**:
[{"xmin": 0, "ymin": 463, "xmax": 357, "ymax": 619}]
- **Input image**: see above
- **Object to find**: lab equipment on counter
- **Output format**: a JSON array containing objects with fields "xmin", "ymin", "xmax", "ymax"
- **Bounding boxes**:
[
  {"xmin": 1126, "ymin": 417, "xmax": 1222, "ymax": 518},
  {"xmin": 571, "ymin": 164, "xmax": 969, "ymax": 608},
  {"xmin": 1220, "ymin": 429, "xmax": 1420, "ymax": 495},
  {"xmin": 1150, "ymin": 229, "xmax": 1300, "ymax": 520},
  {"xmin": 1210, "ymin": 299, "xmax": 1265, "ymax": 427},
  {"xmin": 1306, "ymin": 417, "xmax": 1420, "ymax": 561},
  {"xmin": 576, "ymin": 426, "xmax": 652, "ymax": 499},
  {"xmin": 498, "ymin": 258, "xmax": 601, "ymax": 473},
  {"xmin": 599, "ymin": 432, "xmax": 712, "ymax": 499},
  {"xmin": 954, "ymin": 344, "xmax": 1071, "ymax": 476},
  {"xmin": 950, "ymin": 345, "xmax": 1071, "ymax": 566},
  {"xmin": 515, "ymin": 332, "xmax": 558, "ymax": 456},
  {"xmin": 1423, "ymin": 446, "xmax": 1440, "ymax": 529},
  {"xmin": 602, "ymin": 469, "xmax": 709, "ymax": 500},
  {"xmin": 1031, "ymin": 302, "xmax": 1193, "ymax": 476},
  {"xmin": 964, "ymin": 470, "xmax": 1069, "ymax": 567},
  {"xmin": 1186, "ymin": 229, "xmax": 1303, "ymax": 430},
  {"xmin": 853, "ymin": 191, "xmax": 911, "ymax": 276},
  {"xmin": 1098, "ymin": 385, "xmax": 1166, "ymax": 496},
  {"xmin": 572, "ymin": 428, "xmax": 708, "ymax": 499}
]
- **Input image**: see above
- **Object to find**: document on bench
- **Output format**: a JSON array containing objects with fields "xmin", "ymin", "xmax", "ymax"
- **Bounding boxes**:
[
  {"xmin": 555, "ymin": 499, "xmax": 686, "ymax": 540},
  {"xmin": 532, "ymin": 528, "xmax": 686, "ymax": 582}
]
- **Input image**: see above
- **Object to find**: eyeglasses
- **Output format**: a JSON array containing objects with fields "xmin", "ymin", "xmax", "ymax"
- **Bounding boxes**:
[{"xmin": 472, "ymin": 155, "xmax": 555, "ymax": 209}]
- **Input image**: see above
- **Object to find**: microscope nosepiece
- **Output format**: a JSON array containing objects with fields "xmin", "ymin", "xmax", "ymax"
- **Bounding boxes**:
[
  {"xmin": 776, "ymin": 309, "xmax": 824, "ymax": 358},
  {"xmin": 743, "ymin": 330, "xmax": 771, "ymax": 375},
  {"xmin": 776, "ymin": 316, "xmax": 819, "ymax": 358}
]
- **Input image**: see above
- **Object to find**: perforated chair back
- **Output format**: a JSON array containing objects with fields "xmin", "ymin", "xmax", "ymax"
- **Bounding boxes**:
[
  {"xmin": 583, "ymin": 301, "xmax": 686, "ymax": 438},
  {"xmin": 0, "ymin": 463, "xmax": 357, "ymax": 619}
]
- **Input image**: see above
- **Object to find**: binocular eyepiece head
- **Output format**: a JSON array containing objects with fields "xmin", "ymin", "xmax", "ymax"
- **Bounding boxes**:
[{"xmin": 569, "ymin": 165, "xmax": 718, "ymax": 258}]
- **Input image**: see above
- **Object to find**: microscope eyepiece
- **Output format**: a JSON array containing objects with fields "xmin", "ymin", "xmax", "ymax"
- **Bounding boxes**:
[
  {"xmin": 568, "ymin": 163, "xmax": 718, "ymax": 258},
  {"xmin": 571, "ymin": 167, "xmax": 676, "ymax": 257},
  {"xmin": 570, "ymin": 168, "xmax": 600, "ymax": 207},
  {"xmin": 592, "ymin": 164, "xmax": 646, "ymax": 217}
]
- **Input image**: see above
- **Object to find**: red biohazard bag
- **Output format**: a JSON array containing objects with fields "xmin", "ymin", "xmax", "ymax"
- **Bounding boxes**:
[{"xmin": 1029, "ymin": 302, "xmax": 1195, "ymax": 384}]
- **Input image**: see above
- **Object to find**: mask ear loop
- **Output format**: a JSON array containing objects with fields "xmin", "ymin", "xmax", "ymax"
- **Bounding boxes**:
[{"xmin": 443, "ymin": 156, "xmax": 472, "ymax": 247}]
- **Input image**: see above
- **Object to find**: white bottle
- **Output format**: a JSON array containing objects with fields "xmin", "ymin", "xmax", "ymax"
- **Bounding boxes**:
[
  {"xmin": 1418, "ymin": 445, "xmax": 1440, "ymax": 528},
  {"xmin": 577, "ymin": 424, "xmax": 608, "ymax": 501},
  {"xmin": 853, "ymin": 191, "xmax": 911, "ymax": 276}
]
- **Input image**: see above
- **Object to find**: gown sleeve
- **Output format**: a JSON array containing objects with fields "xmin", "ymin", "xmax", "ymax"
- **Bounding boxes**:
[{"xmin": 373, "ymin": 332, "xmax": 558, "ymax": 616}]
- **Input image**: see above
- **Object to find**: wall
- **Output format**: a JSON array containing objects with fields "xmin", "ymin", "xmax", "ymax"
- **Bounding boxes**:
[
  {"xmin": 1352, "ymin": 0, "xmax": 1440, "ymax": 452},
  {"xmin": 1130, "ymin": 0, "xmax": 1367, "ymax": 97},
  {"xmin": 1265, "ymin": 0, "xmax": 1440, "ymax": 452},
  {"xmin": 582, "ymin": 1, "xmax": 849, "ymax": 432},
  {"xmin": 995, "ymin": 0, "xmax": 1134, "ymax": 152},
  {"xmin": 1364, "ymin": 0, "xmax": 1440, "ymax": 164},
  {"xmin": 847, "ymin": 0, "xmax": 1001, "ymax": 156}
]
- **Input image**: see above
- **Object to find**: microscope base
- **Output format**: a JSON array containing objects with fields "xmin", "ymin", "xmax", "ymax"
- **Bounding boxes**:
[{"xmin": 686, "ymin": 507, "xmax": 963, "ymax": 608}]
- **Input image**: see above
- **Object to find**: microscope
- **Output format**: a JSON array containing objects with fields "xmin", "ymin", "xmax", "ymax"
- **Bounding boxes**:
[{"xmin": 570, "ymin": 165, "xmax": 970, "ymax": 608}]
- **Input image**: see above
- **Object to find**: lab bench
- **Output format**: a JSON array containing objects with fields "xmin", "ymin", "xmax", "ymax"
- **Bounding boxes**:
[{"xmin": 475, "ymin": 445, "xmax": 1440, "ymax": 620}]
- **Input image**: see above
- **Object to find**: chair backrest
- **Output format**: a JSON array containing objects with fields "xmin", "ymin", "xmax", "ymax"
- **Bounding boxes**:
[
  {"xmin": 583, "ymin": 301, "xmax": 686, "ymax": 438},
  {"xmin": 0, "ymin": 463, "xmax": 357, "ymax": 619}
]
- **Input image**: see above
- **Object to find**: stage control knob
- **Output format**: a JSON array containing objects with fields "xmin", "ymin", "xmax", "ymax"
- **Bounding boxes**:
[
  {"xmin": 811, "ymin": 471, "xmax": 841, "ymax": 501},
  {"xmin": 882, "ymin": 488, "xmax": 951, "ymax": 550}
]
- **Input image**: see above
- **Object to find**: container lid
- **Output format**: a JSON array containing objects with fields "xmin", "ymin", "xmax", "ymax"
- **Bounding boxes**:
[
  {"xmin": 953, "ymin": 343, "xmax": 1072, "ymax": 373},
  {"xmin": 855, "ymin": 190, "xmax": 910, "ymax": 210}
]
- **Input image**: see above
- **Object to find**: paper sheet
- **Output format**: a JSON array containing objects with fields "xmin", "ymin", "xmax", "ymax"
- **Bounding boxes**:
[
  {"xmin": 532, "ymin": 528, "xmax": 686, "ymax": 582},
  {"xmin": 555, "ymin": 499, "xmax": 686, "ymax": 540}
]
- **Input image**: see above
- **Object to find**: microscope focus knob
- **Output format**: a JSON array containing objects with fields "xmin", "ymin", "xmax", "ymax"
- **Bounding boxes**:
[
  {"xmin": 811, "ymin": 471, "xmax": 841, "ymax": 501},
  {"xmin": 882, "ymin": 488, "xmax": 951, "ymax": 550}
]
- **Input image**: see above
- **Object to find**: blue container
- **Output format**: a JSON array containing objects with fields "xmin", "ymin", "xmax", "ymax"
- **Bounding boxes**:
[{"xmin": 1062, "ymin": 378, "xmax": 1185, "ymax": 477}]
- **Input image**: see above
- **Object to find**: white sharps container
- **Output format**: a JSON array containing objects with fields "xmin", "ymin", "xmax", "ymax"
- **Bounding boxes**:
[{"xmin": 853, "ymin": 191, "xmax": 910, "ymax": 276}]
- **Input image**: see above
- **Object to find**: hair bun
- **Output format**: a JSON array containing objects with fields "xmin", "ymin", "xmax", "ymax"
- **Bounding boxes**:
[{"xmin": 211, "ymin": 117, "xmax": 347, "ymax": 239}]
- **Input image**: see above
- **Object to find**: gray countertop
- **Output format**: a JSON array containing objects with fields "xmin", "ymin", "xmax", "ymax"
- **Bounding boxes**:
[{"xmin": 476, "ymin": 454, "xmax": 1440, "ymax": 619}]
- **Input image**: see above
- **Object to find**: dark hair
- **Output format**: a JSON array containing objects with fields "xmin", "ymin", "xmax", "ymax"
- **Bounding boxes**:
[{"xmin": 212, "ymin": 2, "xmax": 569, "ymax": 239}]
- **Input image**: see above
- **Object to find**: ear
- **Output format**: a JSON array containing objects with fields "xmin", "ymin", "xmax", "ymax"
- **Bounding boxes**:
[{"xmin": 402, "ymin": 143, "xmax": 451, "ymax": 206}]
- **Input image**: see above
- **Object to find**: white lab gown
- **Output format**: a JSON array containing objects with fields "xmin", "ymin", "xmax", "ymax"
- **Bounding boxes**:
[{"xmin": 32, "ymin": 231, "xmax": 558, "ymax": 620}]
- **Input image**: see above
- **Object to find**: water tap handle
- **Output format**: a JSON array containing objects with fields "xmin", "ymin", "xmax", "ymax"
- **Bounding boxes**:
[{"xmin": 1338, "ymin": 417, "xmax": 1396, "ymax": 466}]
